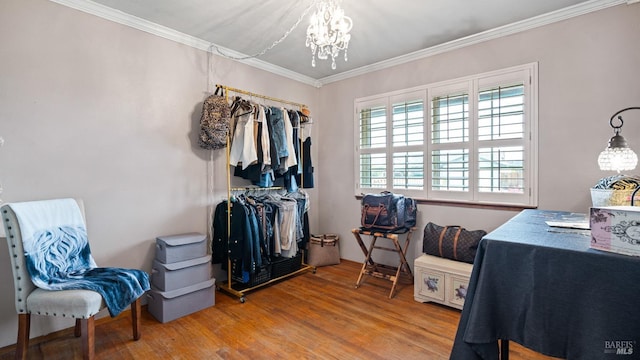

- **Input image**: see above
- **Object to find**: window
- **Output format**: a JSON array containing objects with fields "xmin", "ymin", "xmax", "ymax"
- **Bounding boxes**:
[
  {"xmin": 355, "ymin": 63, "xmax": 537, "ymax": 207},
  {"xmin": 359, "ymin": 105, "xmax": 387, "ymax": 188},
  {"xmin": 391, "ymin": 97, "xmax": 424, "ymax": 190}
]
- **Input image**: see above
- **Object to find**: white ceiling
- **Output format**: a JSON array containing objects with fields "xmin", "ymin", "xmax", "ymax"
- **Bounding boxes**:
[{"xmin": 56, "ymin": 0, "xmax": 627, "ymax": 85}]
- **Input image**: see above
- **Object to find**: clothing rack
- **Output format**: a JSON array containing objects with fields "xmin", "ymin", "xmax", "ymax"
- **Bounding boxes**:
[
  {"xmin": 215, "ymin": 84, "xmax": 307, "ymax": 110},
  {"xmin": 220, "ymin": 83, "xmax": 311, "ymax": 192},
  {"xmin": 219, "ymin": 91, "xmax": 315, "ymax": 301},
  {"xmin": 218, "ymin": 185, "xmax": 315, "ymax": 303},
  {"xmin": 230, "ymin": 186, "xmax": 283, "ymax": 192},
  {"xmin": 228, "ymin": 186, "xmax": 284, "ymax": 204}
]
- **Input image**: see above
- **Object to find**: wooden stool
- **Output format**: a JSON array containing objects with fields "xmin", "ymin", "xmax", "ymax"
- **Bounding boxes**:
[{"xmin": 351, "ymin": 228, "xmax": 415, "ymax": 299}]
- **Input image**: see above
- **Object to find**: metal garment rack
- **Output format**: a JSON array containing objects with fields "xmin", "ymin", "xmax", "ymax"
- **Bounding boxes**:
[
  {"xmin": 216, "ymin": 84, "xmax": 315, "ymax": 303},
  {"xmin": 215, "ymin": 84, "xmax": 308, "ymax": 110}
]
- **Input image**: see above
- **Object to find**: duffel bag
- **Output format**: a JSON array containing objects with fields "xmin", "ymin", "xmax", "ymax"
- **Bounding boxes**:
[
  {"xmin": 404, "ymin": 197, "xmax": 417, "ymax": 229},
  {"xmin": 361, "ymin": 191, "xmax": 417, "ymax": 233},
  {"xmin": 422, "ymin": 222, "xmax": 486, "ymax": 263}
]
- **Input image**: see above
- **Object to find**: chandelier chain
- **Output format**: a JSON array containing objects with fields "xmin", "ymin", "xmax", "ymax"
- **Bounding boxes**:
[{"xmin": 211, "ymin": 0, "xmax": 318, "ymax": 61}]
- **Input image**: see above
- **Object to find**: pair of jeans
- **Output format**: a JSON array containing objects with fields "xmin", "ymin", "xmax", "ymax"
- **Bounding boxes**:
[{"xmin": 268, "ymin": 107, "xmax": 288, "ymax": 160}]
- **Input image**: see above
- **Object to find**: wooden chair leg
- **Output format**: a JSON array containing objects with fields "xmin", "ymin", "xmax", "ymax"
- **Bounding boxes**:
[
  {"xmin": 16, "ymin": 313, "xmax": 30, "ymax": 360},
  {"xmin": 74, "ymin": 319, "xmax": 81, "ymax": 337},
  {"xmin": 80, "ymin": 317, "xmax": 95, "ymax": 360},
  {"xmin": 131, "ymin": 298, "xmax": 141, "ymax": 340}
]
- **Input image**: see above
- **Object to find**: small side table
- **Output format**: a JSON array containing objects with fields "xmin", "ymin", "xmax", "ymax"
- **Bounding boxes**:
[{"xmin": 351, "ymin": 227, "xmax": 415, "ymax": 299}]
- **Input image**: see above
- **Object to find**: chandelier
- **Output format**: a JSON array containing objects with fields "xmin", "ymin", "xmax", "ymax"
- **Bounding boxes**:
[{"xmin": 305, "ymin": 0, "xmax": 353, "ymax": 70}]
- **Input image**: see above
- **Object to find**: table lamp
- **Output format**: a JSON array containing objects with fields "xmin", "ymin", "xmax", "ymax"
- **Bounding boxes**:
[{"xmin": 597, "ymin": 107, "xmax": 640, "ymax": 173}]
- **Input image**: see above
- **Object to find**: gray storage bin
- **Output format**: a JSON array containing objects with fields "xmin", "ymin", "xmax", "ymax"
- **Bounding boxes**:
[
  {"xmin": 147, "ymin": 278, "xmax": 215, "ymax": 323},
  {"xmin": 155, "ymin": 232, "xmax": 207, "ymax": 263},
  {"xmin": 151, "ymin": 255, "xmax": 212, "ymax": 291}
]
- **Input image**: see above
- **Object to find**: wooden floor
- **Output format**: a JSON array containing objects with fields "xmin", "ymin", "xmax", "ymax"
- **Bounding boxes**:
[{"xmin": 0, "ymin": 260, "xmax": 559, "ymax": 360}]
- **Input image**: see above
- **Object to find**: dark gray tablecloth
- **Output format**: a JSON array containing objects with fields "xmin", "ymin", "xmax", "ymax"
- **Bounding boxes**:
[{"xmin": 450, "ymin": 209, "xmax": 640, "ymax": 360}]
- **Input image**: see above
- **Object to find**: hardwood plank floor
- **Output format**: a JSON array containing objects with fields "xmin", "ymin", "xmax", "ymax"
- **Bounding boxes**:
[{"xmin": 0, "ymin": 260, "xmax": 559, "ymax": 359}]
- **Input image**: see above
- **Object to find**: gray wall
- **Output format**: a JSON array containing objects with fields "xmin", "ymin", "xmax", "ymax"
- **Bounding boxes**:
[
  {"xmin": 0, "ymin": 0, "xmax": 318, "ymax": 347},
  {"xmin": 0, "ymin": 0, "xmax": 639, "ymax": 350},
  {"xmin": 316, "ymin": 2, "xmax": 640, "ymax": 267}
]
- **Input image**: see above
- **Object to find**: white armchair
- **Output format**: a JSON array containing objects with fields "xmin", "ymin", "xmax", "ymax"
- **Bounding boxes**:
[{"xmin": 1, "ymin": 198, "xmax": 147, "ymax": 360}]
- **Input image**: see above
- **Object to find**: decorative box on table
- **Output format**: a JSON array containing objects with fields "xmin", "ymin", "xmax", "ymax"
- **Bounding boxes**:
[{"xmin": 590, "ymin": 206, "xmax": 640, "ymax": 257}]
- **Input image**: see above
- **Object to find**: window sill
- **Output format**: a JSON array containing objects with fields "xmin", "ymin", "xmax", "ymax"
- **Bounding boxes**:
[{"xmin": 355, "ymin": 194, "xmax": 536, "ymax": 212}]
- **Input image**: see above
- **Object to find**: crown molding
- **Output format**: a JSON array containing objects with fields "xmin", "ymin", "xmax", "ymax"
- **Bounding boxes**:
[
  {"xmin": 48, "ymin": 0, "xmax": 321, "ymax": 87},
  {"xmin": 51, "ymin": 0, "xmax": 625, "ymax": 89},
  {"xmin": 318, "ymin": 0, "xmax": 627, "ymax": 85}
]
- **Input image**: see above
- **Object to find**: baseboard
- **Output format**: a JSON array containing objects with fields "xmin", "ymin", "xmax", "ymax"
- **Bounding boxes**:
[{"xmin": 0, "ymin": 306, "xmax": 139, "ymax": 356}]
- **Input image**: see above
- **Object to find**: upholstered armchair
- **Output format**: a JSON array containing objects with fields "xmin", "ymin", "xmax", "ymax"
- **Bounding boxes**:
[{"xmin": 1, "ymin": 198, "xmax": 149, "ymax": 360}]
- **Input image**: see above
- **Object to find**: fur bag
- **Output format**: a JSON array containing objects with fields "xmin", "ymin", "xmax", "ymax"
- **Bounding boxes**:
[{"xmin": 198, "ymin": 86, "xmax": 230, "ymax": 150}]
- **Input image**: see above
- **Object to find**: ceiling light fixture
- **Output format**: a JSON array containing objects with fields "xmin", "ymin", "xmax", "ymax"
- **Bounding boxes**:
[
  {"xmin": 598, "ymin": 107, "xmax": 640, "ymax": 173},
  {"xmin": 305, "ymin": 0, "xmax": 353, "ymax": 70}
]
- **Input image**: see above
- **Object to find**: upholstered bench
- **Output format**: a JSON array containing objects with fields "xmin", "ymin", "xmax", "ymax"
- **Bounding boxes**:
[{"xmin": 413, "ymin": 254, "xmax": 473, "ymax": 310}]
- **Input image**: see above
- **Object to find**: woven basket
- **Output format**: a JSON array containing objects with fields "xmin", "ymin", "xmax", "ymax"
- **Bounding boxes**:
[
  {"xmin": 271, "ymin": 252, "xmax": 302, "ymax": 278},
  {"xmin": 591, "ymin": 188, "xmax": 640, "ymax": 207},
  {"xmin": 308, "ymin": 234, "xmax": 340, "ymax": 267}
]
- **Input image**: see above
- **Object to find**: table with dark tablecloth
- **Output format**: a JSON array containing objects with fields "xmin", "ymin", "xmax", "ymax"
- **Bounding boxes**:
[{"xmin": 450, "ymin": 209, "xmax": 640, "ymax": 360}]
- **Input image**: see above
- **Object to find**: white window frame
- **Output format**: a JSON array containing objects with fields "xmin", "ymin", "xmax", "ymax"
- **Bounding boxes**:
[{"xmin": 354, "ymin": 63, "xmax": 538, "ymax": 207}]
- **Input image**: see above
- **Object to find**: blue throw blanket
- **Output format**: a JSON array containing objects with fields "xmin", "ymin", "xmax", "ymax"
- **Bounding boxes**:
[{"xmin": 9, "ymin": 199, "xmax": 150, "ymax": 317}]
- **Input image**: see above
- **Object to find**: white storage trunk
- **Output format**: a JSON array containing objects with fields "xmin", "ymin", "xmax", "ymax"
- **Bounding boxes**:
[
  {"xmin": 147, "ymin": 278, "xmax": 215, "ymax": 323},
  {"xmin": 414, "ymin": 254, "xmax": 473, "ymax": 310},
  {"xmin": 155, "ymin": 233, "xmax": 207, "ymax": 264},
  {"xmin": 151, "ymin": 255, "xmax": 212, "ymax": 291}
]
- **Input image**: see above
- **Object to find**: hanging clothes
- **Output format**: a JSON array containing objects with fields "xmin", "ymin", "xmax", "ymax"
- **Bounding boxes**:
[
  {"xmin": 258, "ymin": 105, "xmax": 271, "ymax": 170},
  {"xmin": 228, "ymin": 198, "xmax": 257, "ymax": 282},
  {"xmin": 212, "ymin": 189, "xmax": 310, "ymax": 283},
  {"xmin": 226, "ymin": 94, "xmax": 313, "ymax": 192},
  {"xmin": 288, "ymin": 109, "xmax": 302, "ymax": 175},
  {"xmin": 211, "ymin": 201, "xmax": 229, "ymax": 266},
  {"xmin": 296, "ymin": 118, "xmax": 314, "ymax": 188},
  {"xmin": 229, "ymin": 99, "xmax": 258, "ymax": 169},
  {"xmin": 281, "ymin": 109, "xmax": 298, "ymax": 172},
  {"xmin": 268, "ymin": 106, "xmax": 288, "ymax": 163},
  {"xmin": 296, "ymin": 136, "xmax": 314, "ymax": 188},
  {"xmin": 275, "ymin": 197, "xmax": 299, "ymax": 258}
]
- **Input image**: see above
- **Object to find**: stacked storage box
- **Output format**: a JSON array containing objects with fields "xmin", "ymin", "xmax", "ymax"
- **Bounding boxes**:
[{"xmin": 147, "ymin": 233, "xmax": 215, "ymax": 323}]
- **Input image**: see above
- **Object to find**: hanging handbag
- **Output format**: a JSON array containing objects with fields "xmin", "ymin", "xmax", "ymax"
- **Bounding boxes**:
[
  {"xmin": 198, "ymin": 86, "xmax": 230, "ymax": 150},
  {"xmin": 422, "ymin": 222, "xmax": 486, "ymax": 264},
  {"xmin": 307, "ymin": 234, "xmax": 340, "ymax": 267}
]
